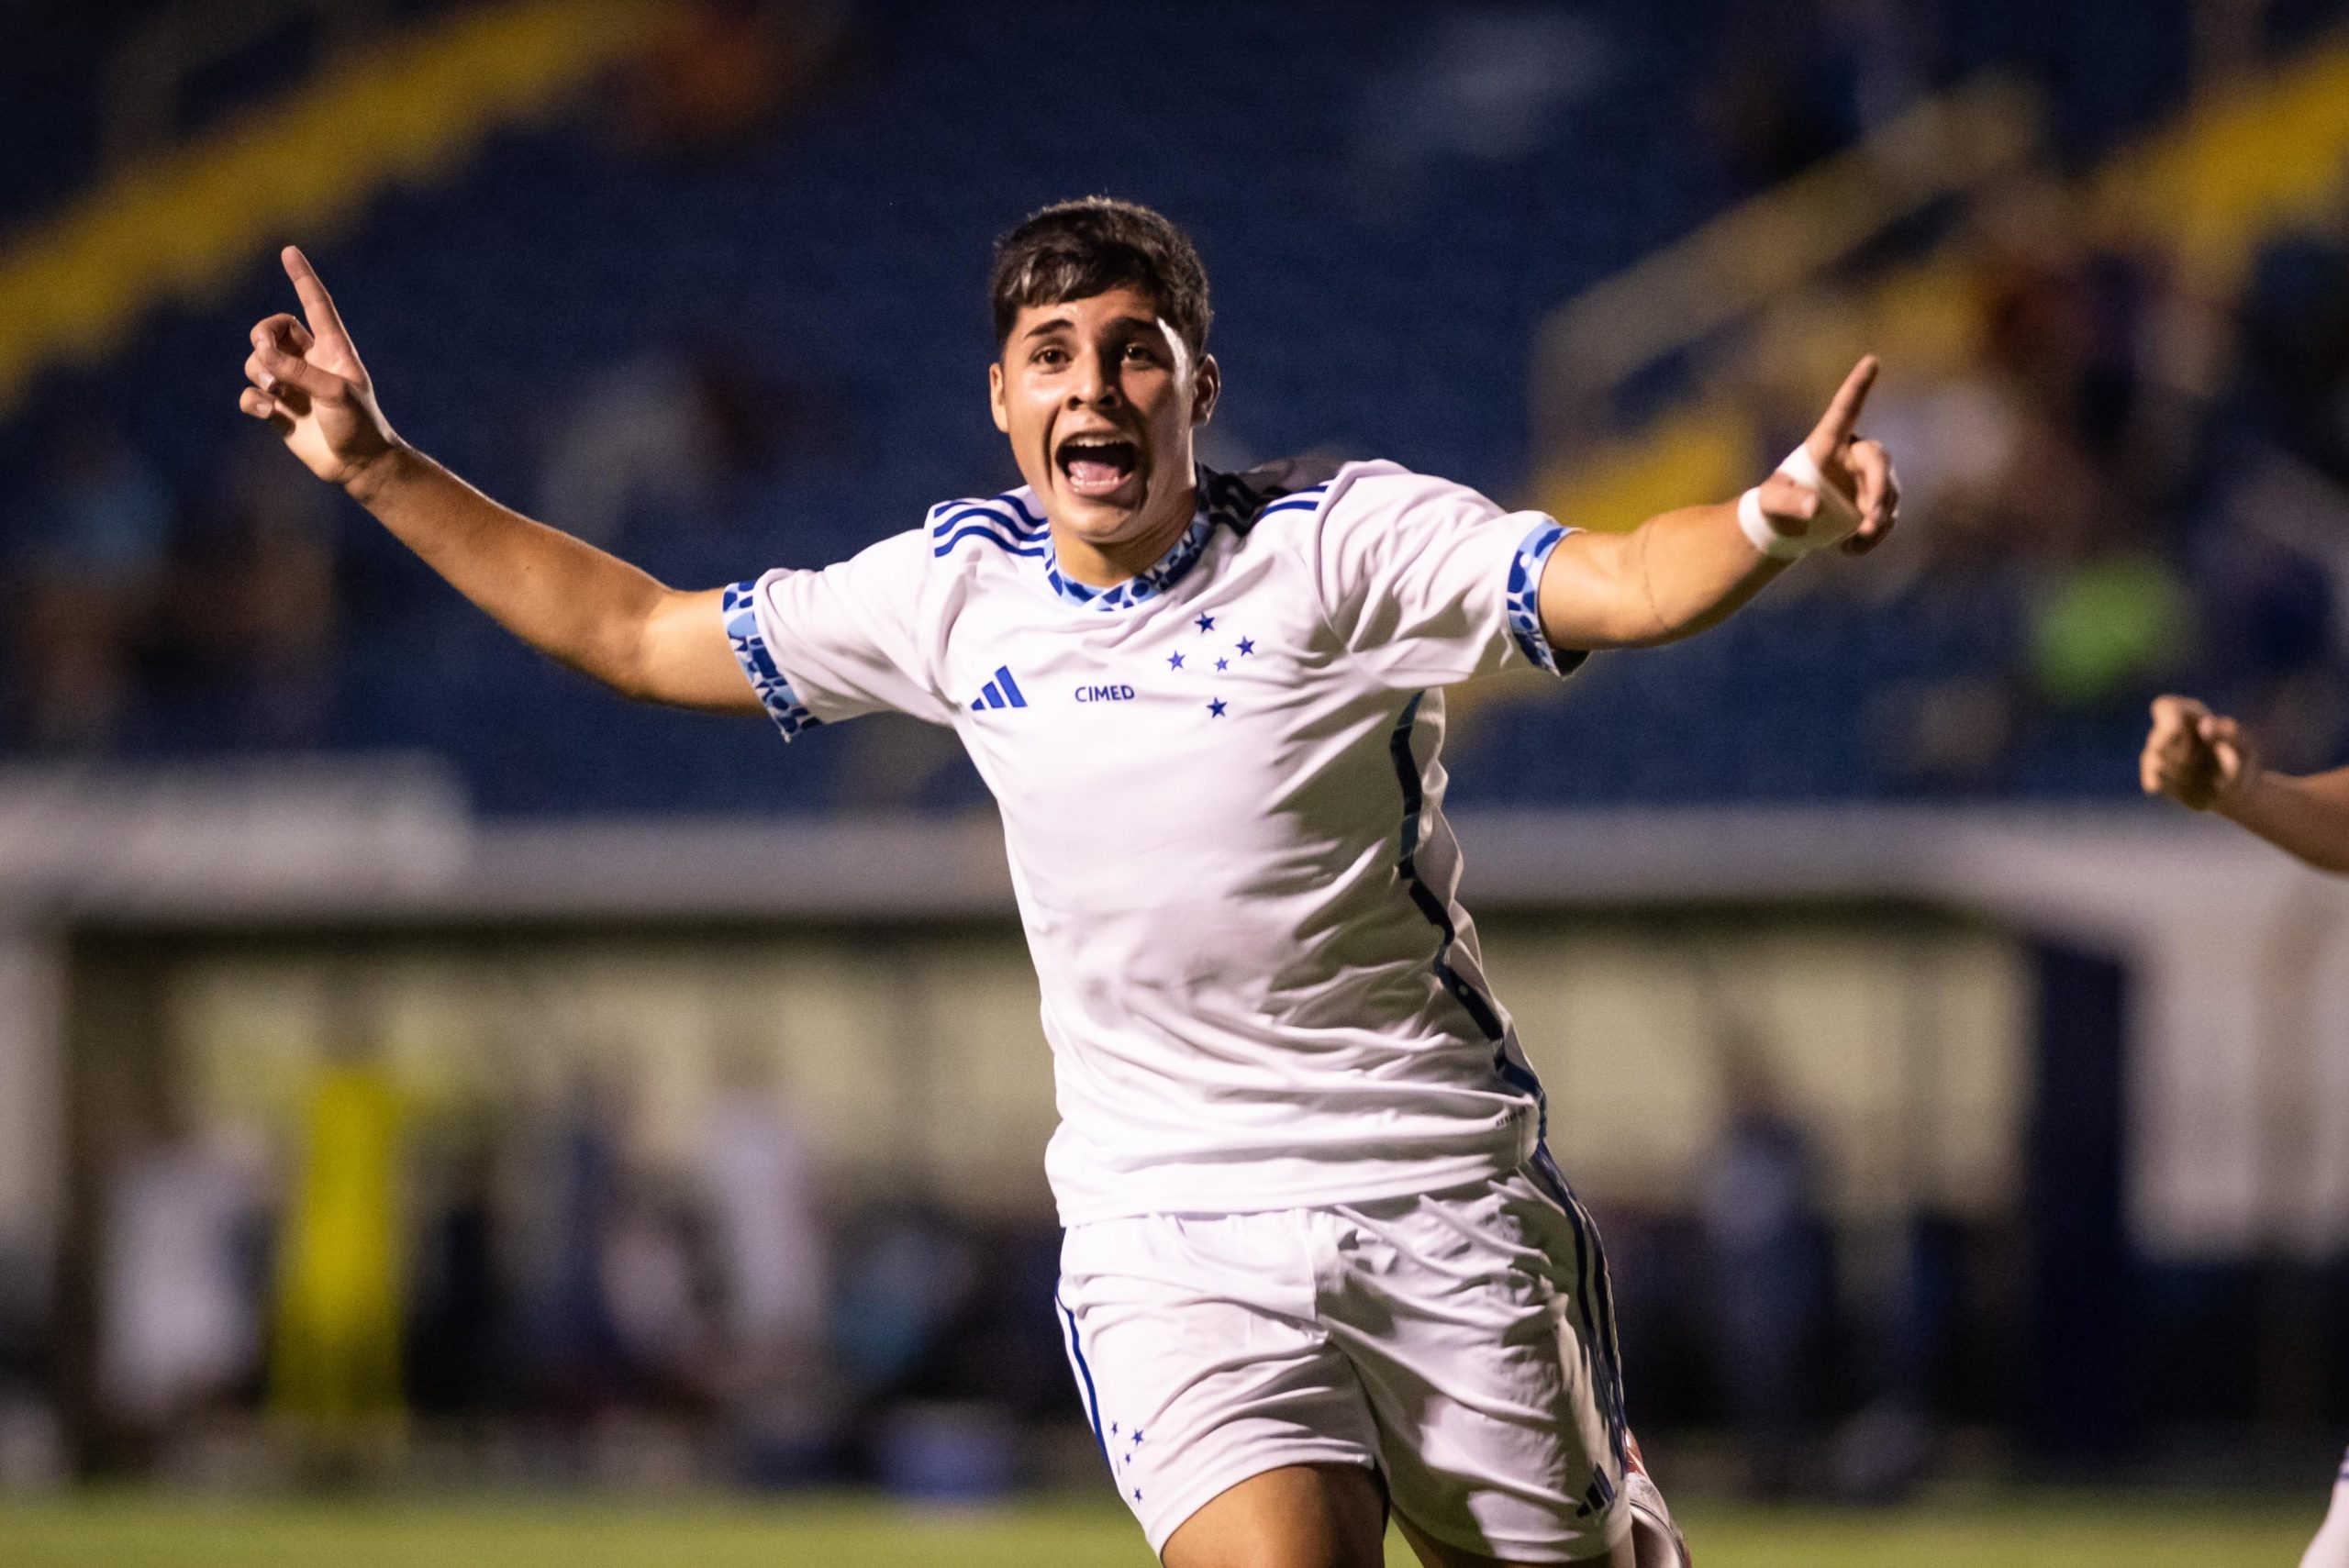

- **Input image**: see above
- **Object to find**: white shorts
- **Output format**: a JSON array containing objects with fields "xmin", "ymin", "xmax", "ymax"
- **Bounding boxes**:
[{"xmin": 1054, "ymin": 1163, "xmax": 1632, "ymax": 1562}]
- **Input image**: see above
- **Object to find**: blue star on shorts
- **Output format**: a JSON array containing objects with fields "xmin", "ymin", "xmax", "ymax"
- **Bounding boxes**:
[
  {"xmin": 1167, "ymin": 651, "xmax": 1186, "ymax": 670},
  {"xmin": 1237, "ymin": 637, "xmax": 1256, "ymax": 656},
  {"xmin": 1208, "ymin": 698, "xmax": 1227, "ymax": 717},
  {"xmin": 1196, "ymin": 614, "xmax": 1216, "ymax": 632}
]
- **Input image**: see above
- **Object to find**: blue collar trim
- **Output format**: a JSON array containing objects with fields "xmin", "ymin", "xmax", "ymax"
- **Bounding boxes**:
[
  {"xmin": 1044, "ymin": 509, "xmax": 1214, "ymax": 611},
  {"xmin": 1030, "ymin": 466, "xmax": 1320, "ymax": 611},
  {"xmin": 1041, "ymin": 484, "xmax": 1218, "ymax": 612}
]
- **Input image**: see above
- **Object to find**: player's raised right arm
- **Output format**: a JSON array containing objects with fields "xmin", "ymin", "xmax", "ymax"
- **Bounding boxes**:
[
  {"xmin": 239, "ymin": 247, "xmax": 758, "ymax": 714},
  {"xmin": 2141, "ymin": 695, "xmax": 2349, "ymax": 873}
]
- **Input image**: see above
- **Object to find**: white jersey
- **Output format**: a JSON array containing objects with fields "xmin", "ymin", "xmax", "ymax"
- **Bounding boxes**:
[{"xmin": 725, "ymin": 460, "xmax": 1579, "ymax": 1224}]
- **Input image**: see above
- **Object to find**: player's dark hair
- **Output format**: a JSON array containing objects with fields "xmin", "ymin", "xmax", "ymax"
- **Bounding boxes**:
[{"xmin": 990, "ymin": 197, "xmax": 1212, "ymax": 361}]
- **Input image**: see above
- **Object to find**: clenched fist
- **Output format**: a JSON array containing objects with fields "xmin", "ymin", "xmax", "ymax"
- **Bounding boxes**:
[
  {"xmin": 2139, "ymin": 695, "xmax": 2259, "ymax": 811},
  {"xmin": 240, "ymin": 246, "xmax": 400, "ymax": 486}
]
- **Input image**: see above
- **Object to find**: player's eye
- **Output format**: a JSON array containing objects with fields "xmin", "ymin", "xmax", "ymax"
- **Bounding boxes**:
[
  {"xmin": 1032, "ymin": 345, "xmax": 1067, "ymax": 367},
  {"xmin": 1122, "ymin": 342, "xmax": 1161, "ymax": 364}
]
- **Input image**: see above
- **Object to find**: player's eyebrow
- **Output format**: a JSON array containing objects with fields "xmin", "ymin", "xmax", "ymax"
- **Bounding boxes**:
[{"xmin": 1019, "ymin": 311, "xmax": 1165, "ymax": 342}]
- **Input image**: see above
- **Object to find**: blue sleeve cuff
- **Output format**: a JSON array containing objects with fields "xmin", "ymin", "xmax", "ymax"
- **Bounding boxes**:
[
  {"xmin": 722, "ymin": 580, "xmax": 821, "ymax": 740},
  {"xmin": 1503, "ymin": 522, "xmax": 1587, "ymax": 677}
]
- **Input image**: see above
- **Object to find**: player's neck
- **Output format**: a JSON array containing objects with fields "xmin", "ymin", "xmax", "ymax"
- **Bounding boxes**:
[{"xmin": 1050, "ymin": 483, "xmax": 1199, "ymax": 587}]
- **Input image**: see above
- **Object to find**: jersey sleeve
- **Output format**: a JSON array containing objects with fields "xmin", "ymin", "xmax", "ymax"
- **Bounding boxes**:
[
  {"xmin": 1307, "ymin": 465, "xmax": 1586, "ymax": 688},
  {"xmin": 722, "ymin": 528, "xmax": 957, "ymax": 738}
]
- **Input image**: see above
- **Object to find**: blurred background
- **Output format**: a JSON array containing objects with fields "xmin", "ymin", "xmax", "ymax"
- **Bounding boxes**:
[{"xmin": 3, "ymin": 0, "xmax": 2349, "ymax": 1560}]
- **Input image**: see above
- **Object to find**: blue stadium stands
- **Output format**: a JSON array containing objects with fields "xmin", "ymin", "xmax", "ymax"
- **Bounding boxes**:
[{"xmin": 4, "ymin": 0, "xmax": 2341, "ymax": 812}]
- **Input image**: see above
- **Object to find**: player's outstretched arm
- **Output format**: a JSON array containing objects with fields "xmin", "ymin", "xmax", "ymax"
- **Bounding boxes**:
[
  {"xmin": 1536, "ymin": 356, "xmax": 1898, "ymax": 651},
  {"xmin": 238, "ymin": 247, "xmax": 759, "ymax": 714},
  {"xmin": 2140, "ymin": 695, "xmax": 2349, "ymax": 873}
]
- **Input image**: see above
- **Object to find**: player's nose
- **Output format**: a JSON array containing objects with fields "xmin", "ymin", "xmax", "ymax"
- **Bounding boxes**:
[{"xmin": 1067, "ymin": 347, "xmax": 1122, "ymax": 408}]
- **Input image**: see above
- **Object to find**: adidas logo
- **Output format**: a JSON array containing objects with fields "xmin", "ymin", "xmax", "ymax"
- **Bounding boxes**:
[{"xmin": 970, "ymin": 665, "xmax": 1030, "ymax": 711}]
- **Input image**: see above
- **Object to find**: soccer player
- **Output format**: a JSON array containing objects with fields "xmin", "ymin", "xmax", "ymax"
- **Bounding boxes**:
[
  {"xmin": 2140, "ymin": 701, "xmax": 2349, "ymax": 1567},
  {"xmin": 2307, "ymin": 1455, "xmax": 2349, "ymax": 1568},
  {"xmin": 239, "ymin": 200, "xmax": 1898, "ymax": 1568},
  {"xmin": 2140, "ymin": 695, "xmax": 2349, "ymax": 873}
]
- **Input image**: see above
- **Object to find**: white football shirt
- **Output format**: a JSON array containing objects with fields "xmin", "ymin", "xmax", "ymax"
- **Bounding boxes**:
[{"xmin": 725, "ymin": 460, "xmax": 1581, "ymax": 1223}]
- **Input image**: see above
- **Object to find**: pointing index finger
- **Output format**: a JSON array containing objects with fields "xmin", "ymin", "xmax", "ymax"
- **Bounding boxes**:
[
  {"xmin": 281, "ymin": 245, "xmax": 353, "ymax": 352},
  {"xmin": 1808, "ymin": 354, "xmax": 1880, "ymax": 457}
]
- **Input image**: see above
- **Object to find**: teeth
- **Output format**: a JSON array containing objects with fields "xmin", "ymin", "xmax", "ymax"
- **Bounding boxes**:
[
  {"xmin": 1062, "ymin": 438, "xmax": 1137, "ymax": 496},
  {"xmin": 1059, "ymin": 438, "xmax": 1135, "ymax": 475}
]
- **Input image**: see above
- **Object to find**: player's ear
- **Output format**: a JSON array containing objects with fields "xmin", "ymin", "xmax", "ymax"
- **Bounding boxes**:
[
  {"xmin": 988, "ymin": 358, "xmax": 1010, "ymax": 434},
  {"xmin": 1191, "ymin": 352, "xmax": 1220, "ymax": 428}
]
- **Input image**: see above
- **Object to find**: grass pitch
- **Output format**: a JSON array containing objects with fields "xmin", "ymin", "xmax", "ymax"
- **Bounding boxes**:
[{"xmin": 0, "ymin": 1489, "xmax": 2322, "ymax": 1566}]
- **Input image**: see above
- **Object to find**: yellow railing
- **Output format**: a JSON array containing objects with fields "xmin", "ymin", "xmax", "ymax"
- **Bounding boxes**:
[
  {"xmin": 1531, "ymin": 75, "xmax": 2042, "ymax": 443},
  {"xmin": 2095, "ymin": 33, "xmax": 2349, "ymax": 291},
  {"xmin": 1531, "ymin": 28, "xmax": 2349, "ymax": 532},
  {"xmin": 0, "ymin": 0, "xmax": 669, "ymax": 416}
]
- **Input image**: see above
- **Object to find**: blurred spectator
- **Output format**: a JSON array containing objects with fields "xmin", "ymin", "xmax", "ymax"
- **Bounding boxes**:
[
  {"xmin": 405, "ymin": 1120, "xmax": 505, "ymax": 1419},
  {"xmin": 169, "ymin": 434, "xmax": 340, "ymax": 745},
  {"xmin": 698, "ymin": 1051, "xmax": 833, "ymax": 1481},
  {"xmin": 536, "ymin": 354, "xmax": 720, "ymax": 550},
  {"xmin": 269, "ymin": 1029, "xmax": 407, "ymax": 1451},
  {"xmin": 2192, "ymin": 0, "xmax": 2271, "ymax": 89},
  {"xmin": 2025, "ymin": 549, "xmax": 2189, "ymax": 709},
  {"xmin": 2231, "ymin": 232, "xmax": 2349, "ymax": 485},
  {"xmin": 599, "ymin": 1166, "xmax": 718, "ymax": 1405},
  {"xmin": 1699, "ymin": 1030, "xmax": 1831, "ymax": 1498},
  {"xmin": 1824, "ymin": 0, "xmax": 1932, "ymax": 131},
  {"xmin": 514, "ymin": 1064, "xmax": 634, "ymax": 1418},
  {"xmin": 619, "ymin": 0, "xmax": 855, "ymax": 160},
  {"xmin": 7, "ymin": 423, "xmax": 175, "ymax": 750},
  {"xmin": 1847, "ymin": 188, "xmax": 2229, "ymax": 785},
  {"xmin": 96, "ymin": 1111, "xmax": 264, "ymax": 1454},
  {"xmin": 1346, "ymin": 6, "xmax": 1613, "ymax": 213},
  {"xmin": 1693, "ymin": 3, "xmax": 1869, "ymax": 192},
  {"xmin": 700, "ymin": 1055, "xmax": 827, "ymax": 1377},
  {"xmin": 535, "ymin": 343, "xmax": 843, "ymax": 550},
  {"xmin": 831, "ymin": 1203, "xmax": 978, "ymax": 1399},
  {"xmin": 2192, "ymin": 448, "xmax": 2349, "ymax": 773}
]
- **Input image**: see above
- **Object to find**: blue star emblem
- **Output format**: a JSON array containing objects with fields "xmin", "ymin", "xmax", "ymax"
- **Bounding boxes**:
[
  {"xmin": 1215, "ymin": 658, "xmax": 1228, "ymax": 672},
  {"xmin": 1167, "ymin": 651, "xmax": 1185, "ymax": 670},
  {"xmin": 1208, "ymin": 698, "xmax": 1227, "ymax": 717},
  {"xmin": 1237, "ymin": 637, "xmax": 1256, "ymax": 656},
  {"xmin": 1196, "ymin": 614, "xmax": 1216, "ymax": 632}
]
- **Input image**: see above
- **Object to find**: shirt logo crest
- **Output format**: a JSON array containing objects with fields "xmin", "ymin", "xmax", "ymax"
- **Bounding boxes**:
[{"xmin": 969, "ymin": 665, "xmax": 1030, "ymax": 711}]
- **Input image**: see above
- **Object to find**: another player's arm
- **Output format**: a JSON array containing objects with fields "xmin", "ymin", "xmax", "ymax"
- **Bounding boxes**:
[
  {"xmin": 2140, "ymin": 695, "xmax": 2349, "ymax": 873},
  {"xmin": 1537, "ymin": 357, "xmax": 1898, "ymax": 650},
  {"xmin": 238, "ymin": 247, "xmax": 757, "ymax": 713}
]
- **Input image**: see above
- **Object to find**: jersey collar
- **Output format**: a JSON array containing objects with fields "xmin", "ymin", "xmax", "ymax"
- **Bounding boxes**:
[{"xmin": 1041, "ymin": 476, "xmax": 1218, "ymax": 612}]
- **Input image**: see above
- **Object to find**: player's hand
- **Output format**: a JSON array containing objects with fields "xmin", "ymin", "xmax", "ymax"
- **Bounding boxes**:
[
  {"xmin": 2140, "ymin": 694, "xmax": 2260, "ymax": 810},
  {"xmin": 239, "ymin": 246, "xmax": 399, "ymax": 486},
  {"xmin": 1753, "ymin": 355, "xmax": 1901, "ymax": 556}
]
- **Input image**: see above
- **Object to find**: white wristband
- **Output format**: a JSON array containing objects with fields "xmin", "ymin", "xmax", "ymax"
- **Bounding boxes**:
[
  {"xmin": 1739, "ymin": 445, "xmax": 1863, "ymax": 562},
  {"xmin": 1737, "ymin": 486, "xmax": 1802, "ymax": 560}
]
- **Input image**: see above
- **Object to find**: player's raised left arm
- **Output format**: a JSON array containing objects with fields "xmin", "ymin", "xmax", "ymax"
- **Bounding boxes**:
[
  {"xmin": 2141, "ymin": 695, "xmax": 2349, "ymax": 872},
  {"xmin": 1536, "ymin": 357, "xmax": 1898, "ymax": 651}
]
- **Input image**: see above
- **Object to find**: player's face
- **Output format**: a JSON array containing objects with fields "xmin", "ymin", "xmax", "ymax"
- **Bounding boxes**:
[{"xmin": 990, "ymin": 287, "xmax": 1219, "ymax": 551}]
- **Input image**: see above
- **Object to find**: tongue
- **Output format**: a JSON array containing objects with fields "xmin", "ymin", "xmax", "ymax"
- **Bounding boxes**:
[{"xmin": 1068, "ymin": 459, "xmax": 1130, "ymax": 491}]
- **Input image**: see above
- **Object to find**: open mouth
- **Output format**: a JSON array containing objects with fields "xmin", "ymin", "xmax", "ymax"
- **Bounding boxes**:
[{"xmin": 1055, "ymin": 434, "xmax": 1141, "ymax": 501}]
